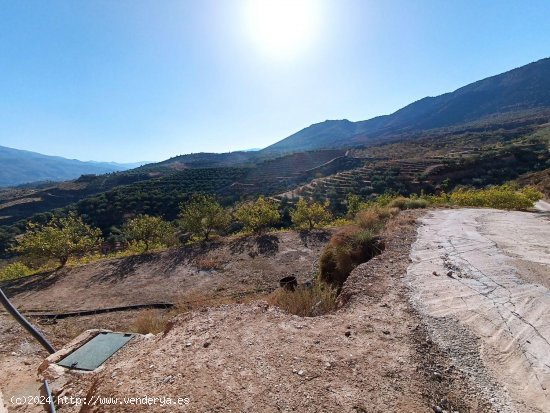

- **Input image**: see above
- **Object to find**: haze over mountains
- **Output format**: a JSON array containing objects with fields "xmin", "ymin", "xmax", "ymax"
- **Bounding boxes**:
[
  {"xmin": 263, "ymin": 57, "xmax": 550, "ymax": 153},
  {"xmin": 0, "ymin": 145, "xmax": 148, "ymax": 187},
  {"xmin": 1, "ymin": 57, "xmax": 549, "ymax": 187}
]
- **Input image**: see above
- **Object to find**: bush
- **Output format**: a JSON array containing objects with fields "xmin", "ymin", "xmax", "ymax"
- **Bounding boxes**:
[
  {"xmin": 234, "ymin": 196, "xmax": 281, "ymax": 234},
  {"xmin": 450, "ymin": 186, "xmax": 538, "ymax": 210},
  {"xmin": 355, "ymin": 209, "xmax": 383, "ymax": 231},
  {"xmin": 354, "ymin": 206, "xmax": 395, "ymax": 231},
  {"xmin": 320, "ymin": 225, "xmax": 384, "ymax": 288},
  {"xmin": 0, "ymin": 262, "xmax": 33, "ymax": 282},
  {"xmin": 520, "ymin": 186, "xmax": 543, "ymax": 202},
  {"xmin": 269, "ymin": 282, "xmax": 337, "ymax": 317},
  {"xmin": 388, "ymin": 196, "xmax": 428, "ymax": 210},
  {"xmin": 291, "ymin": 199, "xmax": 332, "ymax": 230}
]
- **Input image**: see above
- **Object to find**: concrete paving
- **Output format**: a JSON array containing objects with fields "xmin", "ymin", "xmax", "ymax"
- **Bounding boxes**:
[{"xmin": 407, "ymin": 208, "xmax": 550, "ymax": 413}]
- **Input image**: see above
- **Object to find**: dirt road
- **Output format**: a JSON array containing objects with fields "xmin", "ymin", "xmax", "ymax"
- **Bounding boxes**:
[{"xmin": 407, "ymin": 208, "xmax": 550, "ymax": 412}]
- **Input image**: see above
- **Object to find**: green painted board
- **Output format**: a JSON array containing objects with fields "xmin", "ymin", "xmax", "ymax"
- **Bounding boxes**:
[{"xmin": 57, "ymin": 332, "xmax": 133, "ymax": 371}]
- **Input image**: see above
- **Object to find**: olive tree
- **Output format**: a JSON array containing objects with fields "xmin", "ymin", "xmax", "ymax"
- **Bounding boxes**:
[
  {"xmin": 179, "ymin": 194, "xmax": 230, "ymax": 241},
  {"xmin": 291, "ymin": 198, "xmax": 332, "ymax": 230},
  {"xmin": 14, "ymin": 212, "xmax": 102, "ymax": 267},
  {"xmin": 123, "ymin": 214, "xmax": 174, "ymax": 252},
  {"xmin": 234, "ymin": 196, "xmax": 280, "ymax": 234}
]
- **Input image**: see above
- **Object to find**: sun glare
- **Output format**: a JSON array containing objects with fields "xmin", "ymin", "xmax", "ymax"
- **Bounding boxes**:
[{"xmin": 243, "ymin": 0, "xmax": 322, "ymax": 60}]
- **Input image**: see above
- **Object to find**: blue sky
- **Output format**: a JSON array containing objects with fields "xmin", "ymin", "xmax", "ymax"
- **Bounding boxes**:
[{"xmin": 1, "ymin": 0, "xmax": 549, "ymax": 162}]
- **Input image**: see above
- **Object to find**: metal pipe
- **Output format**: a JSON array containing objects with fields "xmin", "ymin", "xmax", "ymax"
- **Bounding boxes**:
[
  {"xmin": 0, "ymin": 288, "xmax": 56, "ymax": 354},
  {"xmin": 42, "ymin": 380, "xmax": 57, "ymax": 413}
]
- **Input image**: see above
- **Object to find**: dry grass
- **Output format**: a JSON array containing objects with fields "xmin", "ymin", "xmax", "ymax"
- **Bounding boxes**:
[
  {"xmin": 175, "ymin": 290, "xmax": 236, "ymax": 312},
  {"xmin": 388, "ymin": 196, "xmax": 428, "ymax": 210},
  {"xmin": 131, "ymin": 309, "xmax": 170, "ymax": 334},
  {"xmin": 354, "ymin": 206, "xmax": 398, "ymax": 231},
  {"xmin": 354, "ymin": 209, "xmax": 382, "ymax": 231},
  {"xmin": 320, "ymin": 224, "xmax": 384, "ymax": 287},
  {"xmin": 193, "ymin": 256, "xmax": 225, "ymax": 271},
  {"xmin": 269, "ymin": 282, "xmax": 338, "ymax": 317},
  {"xmin": 383, "ymin": 212, "xmax": 418, "ymax": 234}
]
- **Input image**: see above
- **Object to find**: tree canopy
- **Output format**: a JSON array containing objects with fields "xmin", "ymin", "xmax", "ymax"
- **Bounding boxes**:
[
  {"xmin": 123, "ymin": 214, "xmax": 174, "ymax": 252},
  {"xmin": 14, "ymin": 212, "xmax": 102, "ymax": 267},
  {"xmin": 179, "ymin": 194, "xmax": 230, "ymax": 241},
  {"xmin": 291, "ymin": 198, "xmax": 332, "ymax": 230},
  {"xmin": 234, "ymin": 196, "xmax": 281, "ymax": 234}
]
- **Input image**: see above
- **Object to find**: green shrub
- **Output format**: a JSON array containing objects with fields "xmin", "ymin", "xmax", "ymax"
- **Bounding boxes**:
[
  {"xmin": 520, "ymin": 187, "xmax": 543, "ymax": 202},
  {"xmin": 450, "ymin": 186, "xmax": 537, "ymax": 210},
  {"xmin": 0, "ymin": 262, "xmax": 33, "ymax": 282}
]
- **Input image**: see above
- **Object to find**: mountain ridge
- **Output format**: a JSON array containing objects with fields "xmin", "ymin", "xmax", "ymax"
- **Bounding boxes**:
[
  {"xmin": 0, "ymin": 145, "xmax": 148, "ymax": 187},
  {"xmin": 262, "ymin": 57, "xmax": 550, "ymax": 153}
]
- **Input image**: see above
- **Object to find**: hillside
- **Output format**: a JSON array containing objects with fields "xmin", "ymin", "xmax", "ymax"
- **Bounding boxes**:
[
  {"xmin": 263, "ymin": 57, "xmax": 550, "ymax": 153},
  {"xmin": 0, "ymin": 145, "xmax": 146, "ymax": 187}
]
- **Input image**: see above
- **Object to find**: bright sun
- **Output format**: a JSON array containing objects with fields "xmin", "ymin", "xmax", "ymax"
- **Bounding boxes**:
[{"xmin": 243, "ymin": 0, "xmax": 321, "ymax": 60}]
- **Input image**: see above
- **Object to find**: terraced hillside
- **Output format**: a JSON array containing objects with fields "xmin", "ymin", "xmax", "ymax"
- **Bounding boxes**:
[
  {"xmin": 0, "ymin": 150, "xmax": 359, "ymax": 255},
  {"xmin": 276, "ymin": 130, "xmax": 550, "ymax": 204},
  {"xmin": 275, "ymin": 158, "xmax": 445, "ymax": 201},
  {"xmin": 224, "ymin": 150, "xmax": 362, "ymax": 196}
]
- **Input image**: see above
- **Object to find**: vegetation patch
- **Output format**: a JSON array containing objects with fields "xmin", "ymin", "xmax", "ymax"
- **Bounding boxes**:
[
  {"xmin": 268, "ymin": 282, "xmax": 338, "ymax": 317},
  {"xmin": 234, "ymin": 196, "xmax": 281, "ymax": 234},
  {"xmin": 449, "ymin": 185, "xmax": 542, "ymax": 210},
  {"xmin": 132, "ymin": 309, "xmax": 170, "ymax": 334},
  {"xmin": 319, "ymin": 225, "xmax": 385, "ymax": 288},
  {"xmin": 0, "ymin": 262, "xmax": 33, "ymax": 282},
  {"xmin": 290, "ymin": 198, "xmax": 332, "ymax": 230}
]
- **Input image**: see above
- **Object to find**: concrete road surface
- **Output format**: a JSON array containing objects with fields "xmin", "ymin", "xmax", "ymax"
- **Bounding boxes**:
[{"xmin": 407, "ymin": 208, "xmax": 550, "ymax": 413}]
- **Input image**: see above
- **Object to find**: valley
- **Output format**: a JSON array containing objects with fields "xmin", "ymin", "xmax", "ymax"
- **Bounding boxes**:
[{"xmin": 1, "ymin": 56, "xmax": 550, "ymax": 413}]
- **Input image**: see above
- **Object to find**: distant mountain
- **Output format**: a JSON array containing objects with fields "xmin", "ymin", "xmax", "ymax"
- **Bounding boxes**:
[
  {"xmin": 0, "ymin": 145, "xmax": 148, "ymax": 187},
  {"xmin": 263, "ymin": 57, "xmax": 550, "ymax": 153}
]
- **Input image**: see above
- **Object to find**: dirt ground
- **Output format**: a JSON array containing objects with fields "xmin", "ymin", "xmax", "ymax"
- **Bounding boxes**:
[
  {"xmin": 17, "ymin": 208, "xmax": 550, "ymax": 411},
  {"xmin": 3, "ymin": 231, "xmax": 331, "ymax": 314},
  {"xmin": 1, "ymin": 211, "xmax": 495, "ymax": 412},
  {"xmin": 0, "ymin": 230, "xmax": 330, "ymax": 412},
  {"xmin": 407, "ymin": 208, "xmax": 550, "ymax": 413}
]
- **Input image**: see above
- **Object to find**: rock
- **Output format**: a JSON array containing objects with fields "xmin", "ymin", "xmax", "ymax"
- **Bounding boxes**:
[
  {"xmin": 203, "ymin": 341, "xmax": 211, "ymax": 348},
  {"xmin": 382, "ymin": 330, "xmax": 390, "ymax": 335},
  {"xmin": 185, "ymin": 342, "xmax": 192, "ymax": 347},
  {"xmin": 433, "ymin": 372, "xmax": 442, "ymax": 381},
  {"xmin": 297, "ymin": 370, "xmax": 304, "ymax": 376},
  {"xmin": 345, "ymin": 331, "xmax": 351, "ymax": 337},
  {"xmin": 446, "ymin": 271, "xmax": 454, "ymax": 278},
  {"xmin": 432, "ymin": 271, "xmax": 439, "ymax": 276},
  {"xmin": 433, "ymin": 406, "xmax": 443, "ymax": 413}
]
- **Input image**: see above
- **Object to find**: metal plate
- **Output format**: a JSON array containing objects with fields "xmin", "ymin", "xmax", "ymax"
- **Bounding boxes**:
[{"xmin": 57, "ymin": 332, "xmax": 133, "ymax": 371}]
